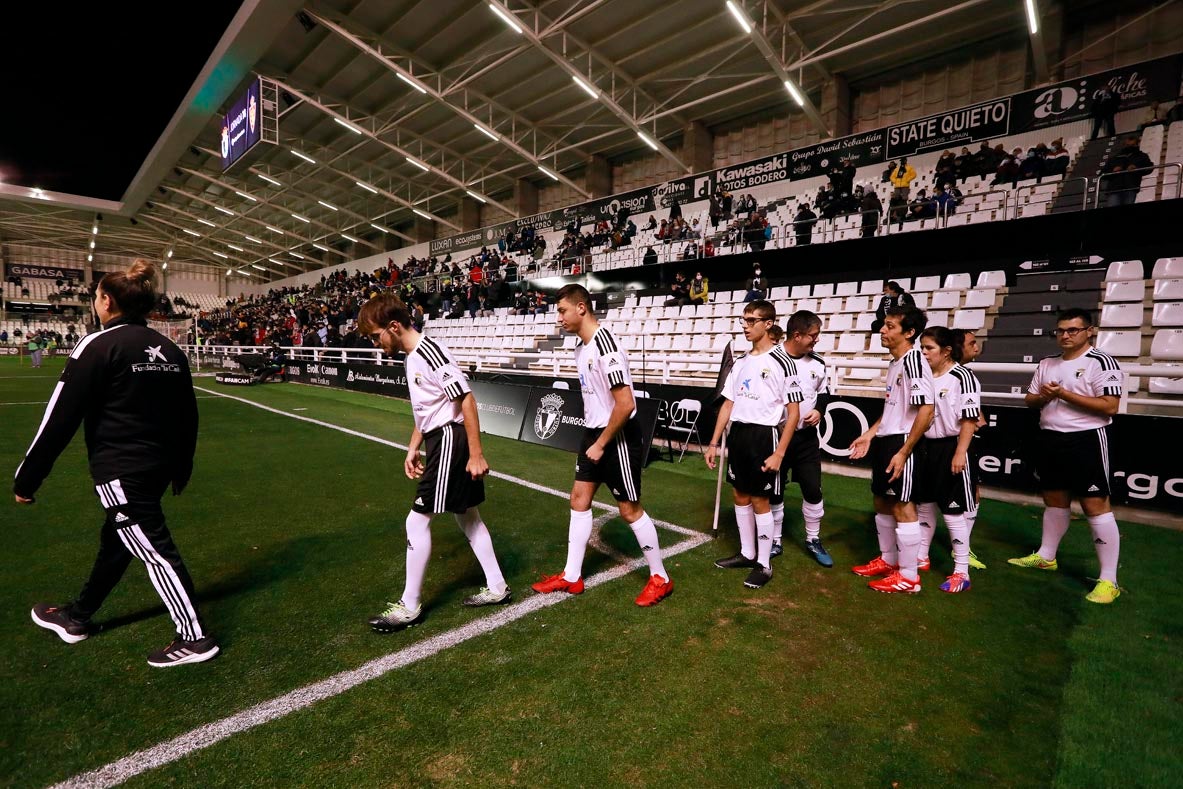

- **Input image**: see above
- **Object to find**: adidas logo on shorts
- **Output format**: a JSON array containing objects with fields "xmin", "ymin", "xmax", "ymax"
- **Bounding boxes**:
[
  {"xmin": 114, "ymin": 512, "xmax": 129, "ymax": 523},
  {"xmin": 885, "ymin": 488, "xmax": 896, "ymax": 496},
  {"xmin": 764, "ymin": 483, "xmax": 772, "ymax": 490},
  {"xmin": 612, "ymin": 488, "xmax": 621, "ymax": 495},
  {"xmin": 1087, "ymin": 485, "xmax": 1100, "ymax": 492},
  {"xmin": 414, "ymin": 497, "xmax": 425, "ymax": 506},
  {"xmin": 948, "ymin": 502, "xmax": 960, "ymax": 509}
]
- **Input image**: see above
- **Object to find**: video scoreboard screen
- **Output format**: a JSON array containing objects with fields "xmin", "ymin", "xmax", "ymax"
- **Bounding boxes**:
[{"xmin": 220, "ymin": 78, "xmax": 262, "ymax": 171}]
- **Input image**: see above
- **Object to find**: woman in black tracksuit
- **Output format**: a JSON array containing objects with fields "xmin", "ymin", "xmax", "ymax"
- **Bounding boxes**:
[{"xmin": 14, "ymin": 260, "xmax": 218, "ymax": 667}]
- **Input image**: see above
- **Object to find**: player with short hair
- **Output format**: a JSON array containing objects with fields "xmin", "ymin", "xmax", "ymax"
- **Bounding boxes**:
[
  {"xmin": 531, "ymin": 284, "xmax": 672, "ymax": 606},
  {"xmin": 768, "ymin": 310, "xmax": 832, "ymax": 566},
  {"xmin": 1010, "ymin": 308, "xmax": 1124, "ymax": 604},
  {"xmin": 849, "ymin": 306, "xmax": 935, "ymax": 594},
  {"xmin": 705, "ymin": 300, "xmax": 803, "ymax": 589},
  {"xmin": 914, "ymin": 326, "xmax": 981, "ymax": 593},
  {"xmin": 359, "ymin": 293, "xmax": 511, "ymax": 632},
  {"xmin": 950, "ymin": 328, "xmax": 986, "ymax": 570}
]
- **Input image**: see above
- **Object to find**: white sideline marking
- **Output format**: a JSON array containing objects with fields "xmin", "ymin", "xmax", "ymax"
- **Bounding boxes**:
[
  {"xmin": 0, "ymin": 401, "xmax": 48, "ymax": 406},
  {"xmin": 192, "ymin": 386, "xmax": 698, "ymax": 538}
]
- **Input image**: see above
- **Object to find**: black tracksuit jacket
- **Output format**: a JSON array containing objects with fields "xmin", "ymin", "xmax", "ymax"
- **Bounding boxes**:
[{"xmin": 13, "ymin": 317, "xmax": 198, "ymax": 500}]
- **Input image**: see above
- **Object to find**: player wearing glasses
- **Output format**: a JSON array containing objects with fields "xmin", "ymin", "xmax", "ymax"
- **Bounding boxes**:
[
  {"xmin": 705, "ymin": 300, "xmax": 803, "ymax": 589},
  {"xmin": 358, "ymin": 293, "xmax": 511, "ymax": 632},
  {"xmin": 1010, "ymin": 308, "xmax": 1124, "ymax": 604}
]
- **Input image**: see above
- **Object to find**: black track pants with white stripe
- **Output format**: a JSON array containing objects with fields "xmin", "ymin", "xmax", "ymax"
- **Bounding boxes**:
[{"xmin": 74, "ymin": 473, "xmax": 206, "ymax": 641}]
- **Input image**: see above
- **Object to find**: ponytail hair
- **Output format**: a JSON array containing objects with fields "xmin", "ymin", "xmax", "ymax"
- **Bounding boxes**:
[{"xmin": 99, "ymin": 259, "xmax": 159, "ymax": 320}]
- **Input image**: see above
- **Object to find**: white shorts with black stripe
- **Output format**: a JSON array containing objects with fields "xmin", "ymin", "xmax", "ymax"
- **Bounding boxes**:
[
  {"xmin": 413, "ymin": 422, "xmax": 486, "ymax": 514},
  {"xmin": 725, "ymin": 421, "xmax": 782, "ymax": 498},
  {"xmin": 870, "ymin": 433, "xmax": 922, "ymax": 502},
  {"xmin": 575, "ymin": 420, "xmax": 644, "ymax": 502},
  {"xmin": 915, "ymin": 436, "xmax": 974, "ymax": 514}
]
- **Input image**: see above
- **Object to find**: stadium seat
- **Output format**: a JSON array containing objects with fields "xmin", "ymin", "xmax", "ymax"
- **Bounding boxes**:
[
  {"xmin": 820, "ymin": 297, "xmax": 844, "ymax": 314},
  {"xmin": 952, "ymin": 309, "xmax": 986, "ymax": 330},
  {"xmin": 1151, "ymin": 329, "xmax": 1183, "ymax": 360},
  {"xmin": 855, "ymin": 313, "xmax": 875, "ymax": 331},
  {"xmin": 769, "ymin": 286, "xmax": 790, "ymax": 301},
  {"xmin": 1154, "ymin": 279, "xmax": 1183, "ymax": 301},
  {"xmin": 912, "ymin": 275, "xmax": 940, "ymax": 292},
  {"xmin": 813, "ymin": 283, "xmax": 835, "ymax": 298},
  {"xmin": 943, "ymin": 273, "xmax": 972, "ymax": 290},
  {"xmin": 963, "ymin": 288, "xmax": 996, "ymax": 309},
  {"xmin": 1152, "ymin": 258, "xmax": 1183, "ymax": 279},
  {"xmin": 1095, "ymin": 330, "xmax": 1142, "ymax": 358},
  {"xmin": 814, "ymin": 334, "xmax": 836, "ymax": 353},
  {"xmin": 860, "ymin": 280, "xmax": 883, "ymax": 295},
  {"xmin": 552, "ymin": 381, "xmax": 570, "ymax": 390},
  {"xmin": 1149, "ymin": 365, "xmax": 1183, "ymax": 394},
  {"xmin": 929, "ymin": 290, "xmax": 960, "ymax": 310},
  {"xmin": 1104, "ymin": 260, "xmax": 1144, "ymax": 281},
  {"xmin": 911, "ymin": 292, "xmax": 930, "ymax": 310},
  {"xmin": 1101, "ymin": 303, "xmax": 1144, "ymax": 327},
  {"xmin": 827, "ymin": 314, "xmax": 854, "ymax": 332},
  {"xmin": 797, "ymin": 298, "xmax": 820, "ymax": 313},
  {"xmin": 974, "ymin": 269, "xmax": 1003, "ymax": 288},
  {"xmin": 927, "ymin": 310, "xmax": 949, "ymax": 328},
  {"xmin": 843, "ymin": 295, "xmax": 870, "ymax": 313},
  {"xmin": 837, "ymin": 334, "xmax": 866, "ymax": 353},
  {"xmin": 1103, "ymin": 280, "xmax": 1145, "ymax": 302},
  {"xmin": 1153, "ymin": 302, "xmax": 1183, "ymax": 327},
  {"xmin": 893, "ymin": 278, "xmax": 912, "ymax": 291},
  {"xmin": 790, "ymin": 285, "xmax": 811, "ymax": 299},
  {"xmin": 835, "ymin": 281, "xmax": 859, "ymax": 297}
]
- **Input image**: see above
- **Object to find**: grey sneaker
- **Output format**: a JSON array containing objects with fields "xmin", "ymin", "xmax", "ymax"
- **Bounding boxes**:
[
  {"xmin": 715, "ymin": 553, "xmax": 759, "ymax": 570},
  {"xmin": 743, "ymin": 565, "xmax": 773, "ymax": 588},
  {"xmin": 368, "ymin": 600, "xmax": 424, "ymax": 633},
  {"xmin": 31, "ymin": 603, "xmax": 89, "ymax": 644},
  {"xmin": 147, "ymin": 635, "xmax": 220, "ymax": 668},
  {"xmin": 463, "ymin": 586, "xmax": 512, "ymax": 607}
]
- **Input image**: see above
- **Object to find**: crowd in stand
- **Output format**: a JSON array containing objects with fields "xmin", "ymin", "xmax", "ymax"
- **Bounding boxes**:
[{"xmin": 0, "ymin": 326, "xmax": 80, "ymax": 350}]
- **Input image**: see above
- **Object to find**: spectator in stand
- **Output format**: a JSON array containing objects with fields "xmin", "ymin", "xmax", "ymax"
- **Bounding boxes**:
[
  {"xmin": 890, "ymin": 158, "xmax": 917, "ymax": 200},
  {"xmin": 644, "ymin": 215, "xmax": 657, "ymax": 231},
  {"xmin": 721, "ymin": 190, "xmax": 734, "ymax": 221},
  {"xmin": 681, "ymin": 241, "xmax": 699, "ymax": 260},
  {"xmin": 743, "ymin": 264, "xmax": 768, "ymax": 303},
  {"xmin": 934, "ymin": 151, "xmax": 957, "ymax": 189},
  {"xmin": 643, "ymin": 246, "xmax": 658, "ymax": 266},
  {"xmin": 871, "ymin": 281, "xmax": 916, "ymax": 333},
  {"xmin": 971, "ymin": 141, "xmax": 999, "ymax": 180},
  {"xmin": 709, "ymin": 190, "xmax": 723, "ymax": 228},
  {"xmin": 703, "ymin": 238, "xmax": 716, "ymax": 257},
  {"xmin": 665, "ymin": 271, "xmax": 690, "ymax": 307},
  {"xmin": 992, "ymin": 149, "xmax": 1021, "ymax": 186},
  {"xmin": 1019, "ymin": 146, "xmax": 1046, "ymax": 180},
  {"xmin": 512, "ymin": 290, "xmax": 531, "ymax": 316},
  {"xmin": 794, "ymin": 203, "xmax": 818, "ymax": 246},
  {"xmin": 1090, "ymin": 86, "xmax": 1119, "ymax": 140},
  {"xmin": 746, "ymin": 212, "xmax": 770, "ymax": 253},
  {"xmin": 1102, "ymin": 136, "xmax": 1154, "ymax": 207},
  {"xmin": 532, "ymin": 290, "xmax": 549, "ymax": 315},
  {"xmin": 861, "ymin": 188, "xmax": 883, "ymax": 237},
  {"xmin": 475, "ymin": 294, "xmax": 495, "ymax": 318},
  {"xmin": 689, "ymin": 272, "xmax": 709, "ymax": 306},
  {"xmin": 953, "ymin": 147, "xmax": 973, "ymax": 181},
  {"xmin": 906, "ymin": 188, "xmax": 936, "ymax": 221},
  {"xmin": 932, "ymin": 184, "xmax": 957, "ymax": 217},
  {"xmin": 1046, "ymin": 139, "xmax": 1071, "ymax": 175}
]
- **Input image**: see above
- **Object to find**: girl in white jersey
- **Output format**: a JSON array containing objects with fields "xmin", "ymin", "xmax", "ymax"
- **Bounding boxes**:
[{"xmin": 914, "ymin": 327, "xmax": 982, "ymax": 593}]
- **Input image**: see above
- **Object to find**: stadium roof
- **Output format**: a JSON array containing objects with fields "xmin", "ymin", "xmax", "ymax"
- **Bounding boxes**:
[{"xmin": 0, "ymin": 0, "xmax": 1100, "ymax": 281}]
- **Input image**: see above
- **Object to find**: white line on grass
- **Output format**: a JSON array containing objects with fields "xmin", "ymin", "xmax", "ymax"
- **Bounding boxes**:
[
  {"xmin": 0, "ymin": 401, "xmax": 48, "ymax": 406},
  {"xmin": 53, "ymin": 387, "xmax": 710, "ymax": 788},
  {"xmin": 192, "ymin": 386, "xmax": 700, "ymax": 538}
]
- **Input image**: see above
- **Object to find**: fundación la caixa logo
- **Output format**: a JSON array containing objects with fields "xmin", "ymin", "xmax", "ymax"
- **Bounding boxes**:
[{"xmin": 534, "ymin": 393, "xmax": 565, "ymax": 440}]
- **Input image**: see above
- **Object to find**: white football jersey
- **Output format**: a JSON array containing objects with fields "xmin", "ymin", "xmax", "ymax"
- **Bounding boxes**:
[
  {"xmin": 723, "ymin": 346, "xmax": 804, "ymax": 426},
  {"xmin": 1028, "ymin": 349, "xmax": 1123, "ymax": 432},
  {"xmin": 878, "ymin": 345, "xmax": 934, "ymax": 437},
  {"xmin": 575, "ymin": 325, "xmax": 635, "ymax": 429},
  {"xmin": 405, "ymin": 336, "xmax": 471, "ymax": 434},
  {"xmin": 927, "ymin": 364, "xmax": 982, "ymax": 439},
  {"xmin": 788, "ymin": 350, "xmax": 828, "ymax": 429}
]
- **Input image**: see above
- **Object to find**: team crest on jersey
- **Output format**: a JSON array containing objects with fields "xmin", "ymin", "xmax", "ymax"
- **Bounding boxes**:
[
  {"xmin": 938, "ymin": 388, "xmax": 949, "ymax": 398},
  {"xmin": 414, "ymin": 372, "xmax": 423, "ymax": 386},
  {"xmin": 534, "ymin": 393, "xmax": 564, "ymax": 440},
  {"xmin": 760, "ymin": 368, "xmax": 771, "ymax": 379},
  {"xmin": 1075, "ymin": 368, "xmax": 1085, "ymax": 378}
]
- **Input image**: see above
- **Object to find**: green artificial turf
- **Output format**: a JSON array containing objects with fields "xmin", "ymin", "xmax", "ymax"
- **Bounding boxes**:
[{"xmin": 0, "ymin": 356, "xmax": 1178, "ymax": 788}]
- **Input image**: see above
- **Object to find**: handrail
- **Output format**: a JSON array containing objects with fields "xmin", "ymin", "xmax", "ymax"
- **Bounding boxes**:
[{"xmin": 1093, "ymin": 161, "xmax": 1183, "ymax": 208}]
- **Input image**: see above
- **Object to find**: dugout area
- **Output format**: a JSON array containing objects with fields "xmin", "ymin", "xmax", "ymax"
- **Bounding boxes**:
[{"xmin": 2, "ymin": 357, "xmax": 1180, "ymax": 787}]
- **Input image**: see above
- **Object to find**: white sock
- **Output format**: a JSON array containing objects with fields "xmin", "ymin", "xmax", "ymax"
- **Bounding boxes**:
[
  {"xmin": 1086, "ymin": 513, "xmax": 1121, "ymax": 584},
  {"xmin": 802, "ymin": 499, "xmax": 824, "ymax": 541},
  {"xmin": 946, "ymin": 513, "xmax": 970, "ymax": 576},
  {"xmin": 875, "ymin": 513, "xmax": 898, "ymax": 566},
  {"xmin": 917, "ymin": 502, "xmax": 938, "ymax": 561},
  {"xmin": 1038, "ymin": 507, "xmax": 1071, "ymax": 561},
  {"xmin": 771, "ymin": 501, "xmax": 785, "ymax": 543},
  {"xmin": 896, "ymin": 521, "xmax": 921, "ymax": 581},
  {"xmin": 755, "ymin": 510, "xmax": 775, "ymax": 569},
  {"xmin": 563, "ymin": 509, "xmax": 594, "ymax": 582},
  {"xmin": 965, "ymin": 506, "xmax": 978, "ymax": 538},
  {"xmin": 628, "ymin": 512, "xmax": 668, "ymax": 581},
  {"xmin": 455, "ymin": 508, "xmax": 506, "ymax": 594},
  {"xmin": 735, "ymin": 504, "xmax": 756, "ymax": 560},
  {"xmin": 401, "ymin": 511, "xmax": 433, "ymax": 610}
]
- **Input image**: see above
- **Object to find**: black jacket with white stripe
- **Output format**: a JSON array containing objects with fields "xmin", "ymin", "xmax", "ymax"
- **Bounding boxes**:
[{"xmin": 13, "ymin": 316, "xmax": 198, "ymax": 500}]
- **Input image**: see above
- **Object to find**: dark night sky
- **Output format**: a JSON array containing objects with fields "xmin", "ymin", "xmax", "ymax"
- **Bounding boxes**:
[{"xmin": 0, "ymin": 3, "xmax": 245, "ymax": 201}]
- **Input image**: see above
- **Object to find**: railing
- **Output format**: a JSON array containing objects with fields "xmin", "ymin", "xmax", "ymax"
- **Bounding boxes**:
[
  {"xmin": 185, "ymin": 344, "xmax": 1183, "ymax": 412},
  {"xmin": 1092, "ymin": 162, "xmax": 1183, "ymax": 209}
]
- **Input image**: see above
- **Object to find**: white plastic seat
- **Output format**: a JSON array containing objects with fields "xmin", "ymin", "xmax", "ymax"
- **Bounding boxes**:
[
  {"xmin": 1103, "ymin": 280, "xmax": 1145, "ymax": 302},
  {"xmin": 769, "ymin": 286, "xmax": 790, "ymax": 301},
  {"xmin": 1096, "ymin": 330, "xmax": 1142, "ymax": 358},
  {"xmin": 927, "ymin": 310, "xmax": 949, "ymax": 328},
  {"xmin": 819, "ymin": 297, "xmax": 844, "ymax": 314},
  {"xmin": 1152, "ymin": 258, "xmax": 1183, "ymax": 279},
  {"xmin": 963, "ymin": 288, "xmax": 996, "ymax": 309},
  {"xmin": 827, "ymin": 314, "xmax": 854, "ymax": 332},
  {"xmin": 910, "ymin": 292, "xmax": 930, "ymax": 310},
  {"xmin": 797, "ymin": 298, "xmax": 820, "ymax": 313},
  {"xmin": 1100, "ymin": 303, "xmax": 1144, "ymax": 328},
  {"xmin": 790, "ymin": 285, "xmax": 811, "ymax": 299},
  {"xmin": 860, "ymin": 279, "xmax": 883, "ymax": 295},
  {"xmin": 1154, "ymin": 279, "xmax": 1183, "ymax": 301},
  {"xmin": 943, "ymin": 273, "xmax": 972, "ymax": 290},
  {"xmin": 837, "ymin": 333, "xmax": 866, "ymax": 354},
  {"xmin": 912, "ymin": 275, "xmax": 941, "ymax": 292},
  {"xmin": 1152, "ymin": 302, "xmax": 1183, "ymax": 327},
  {"xmin": 812, "ymin": 282, "xmax": 835, "ymax": 298},
  {"xmin": 835, "ymin": 281, "xmax": 859, "ymax": 297},
  {"xmin": 855, "ymin": 313, "xmax": 875, "ymax": 331},
  {"xmin": 929, "ymin": 291, "xmax": 960, "ymax": 310},
  {"xmin": 1149, "ymin": 365, "xmax": 1183, "ymax": 394},
  {"xmin": 843, "ymin": 295, "xmax": 870, "ymax": 313},
  {"xmin": 1104, "ymin": 260, "xmax": 1144, "ymax": 281},
  {"xmin": 952, "ymin": 309, "xmax": 986, "ymax": 330},
  {"xmin": 814, "ymin": 334, "xmax": 836, "ymax": 353},
  {"xmin": 892, "ymin": 278, "xmax": 912, "ymax": 291}
]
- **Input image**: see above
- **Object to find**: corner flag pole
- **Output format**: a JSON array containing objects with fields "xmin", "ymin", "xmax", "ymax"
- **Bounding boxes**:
[{"xmin": 711, "ymin": 424, "xmax": 728, "ymax": 536}]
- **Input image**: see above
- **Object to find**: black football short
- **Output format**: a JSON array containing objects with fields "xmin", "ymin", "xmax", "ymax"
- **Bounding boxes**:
[
  {"xmin": 414, "ymin": 422, "xmax": 485, "ymax": 514},
  {"xmin": 726, "ymin": 421, "xmax": 782, "ymax": 498},
  {"xmin": 575, "ymin": 418, "xmax": 644, "ymax": 501},
  {"xmin": 1033, "ymin": 427, "xmax": 1112, "ymax": 498}
]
